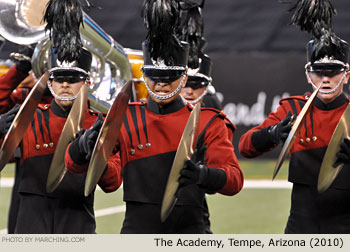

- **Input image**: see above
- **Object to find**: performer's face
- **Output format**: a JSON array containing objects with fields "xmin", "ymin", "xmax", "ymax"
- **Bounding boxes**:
[
  {"xmin": 50, "ymin": 76, "xmax": 86, "ymax": 110},
  {"xmin": 145, "ymin": 75, "xmax": 188, "ymax": 105},
  {"xmin": 307, "ymin": 69, "xmax": 350, "ymax": 104},
  {"xmin": 181, "ymin": 86, "xmax": 206, "ymax": 103}
]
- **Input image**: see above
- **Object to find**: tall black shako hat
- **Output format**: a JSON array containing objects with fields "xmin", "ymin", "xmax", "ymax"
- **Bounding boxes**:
[
  {"xmin": 43, "ymin": 0, "xmax": 92, "ymax": 80},
  {"xmin": 187, "ymin": 53, "xmax": 212, "ymax": 87},
  {"xmin": 290, "ymin": 0, "xmax": 349, "ymax": 70},
  {"xmin": 178, "ymin": 0, "xmax": 212, "ymax": 87},
  {"xmin": 141, "ymin": 0, "xmax": 189, "ymax": 82}
]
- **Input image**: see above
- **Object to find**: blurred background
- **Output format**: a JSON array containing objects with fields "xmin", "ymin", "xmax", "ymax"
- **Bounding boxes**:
[{"xmin": 1, "ymin": 0, "xmax": 350, "ymax": 233}]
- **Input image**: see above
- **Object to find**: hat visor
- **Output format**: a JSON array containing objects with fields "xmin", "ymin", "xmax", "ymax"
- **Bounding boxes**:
[
  {"xmin": 49, "ymin": 69, "xmax": 87, "ymax": 79},
  {"xmin": 143, "ymin": 68, "xmax": 185, "ymax": 78},
  {"xmin": 310, "ymin": 55, "xmax": 347, "ymax": 69},
  {"xmin": 186, "ymin": 77, "xmax": 209, "ymax": 89}
]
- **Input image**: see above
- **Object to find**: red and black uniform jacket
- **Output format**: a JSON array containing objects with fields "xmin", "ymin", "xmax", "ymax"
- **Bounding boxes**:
[
  {"xmin": 0, "ymin": 100, "xmax": 119, "ymax": 200},
  {"xmin": 66, "ymin": 96, "xmax": 243, "ymax": 206},
  {"xmin": 239, "ymin": 93, "xmax": 350, "ymax": 188},
  {"xmin": 0, "ymin": 65, "xmax": 52, "ymax": 114}
]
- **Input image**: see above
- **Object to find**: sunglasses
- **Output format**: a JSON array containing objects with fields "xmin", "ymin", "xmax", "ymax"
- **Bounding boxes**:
[{"xmin": 52, "ymin": 76, "xmax": 85, "ymax": 84}]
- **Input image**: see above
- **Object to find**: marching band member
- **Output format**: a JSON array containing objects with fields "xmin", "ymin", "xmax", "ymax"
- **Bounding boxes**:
[
  {"xmin": 0, "ymin": 0, "xmax": 119, "ymax": 233},
  {"xmin": 0, "ymin": 45, "xmax": 52, "ymax": 233},
  {"xmin": 239, "ymin": 0, "xmax": 350, "ymax": 233},
  {"xmin": 177, "ymin": 1, "xmax": 221, "ymax": 110},
  {"xmin": 181, "ymin": 54, "xmax": 222, "ymax": 110},
  {"xmin": 65, "ymin": 0, "xmax": 243, "ymax": 234},
  {"xmin": 177, "ymin": 0, "xmax": 227, "ymax": 233}
]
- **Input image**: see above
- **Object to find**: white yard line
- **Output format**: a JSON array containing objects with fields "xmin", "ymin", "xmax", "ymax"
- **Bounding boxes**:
[
  {"xmin": 0, "ymin": 179, "xmax": 291, "ymax": 234},
  {"xmin": 0, "ymin": 177, "xmax": 14, "ymax": 187},
  {"xmin": 95, "ymin": 205, "xmax": 126, "ymax": 217},
  {"xmin": 0, "ymin": 178, "xmax": 293, "ymax": 189},
  {"xmin": 243, "ymin": 179, "xmax": 292, "ymax": 189},
  {"xmin": 0, "ymin": 178, "xmax": 103, "ymax": 190}
]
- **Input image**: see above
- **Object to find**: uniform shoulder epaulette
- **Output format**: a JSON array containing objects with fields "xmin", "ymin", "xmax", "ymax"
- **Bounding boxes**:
[
  {"xmin": 128, "ymin": 101, "xmax": 146, "ymax": 106},
  {"xmin": 200, "ymin": 107, "xmax": 236, "ymax": 129},
  {"xmin": 224, "ymin": 116, "xmax": 236, "ymax": 130},
  {"xmin": 38, "ymin": 103, "xmax": 50, "ymax": 110},
  {"xmin": 201, "ymin": 106, "xmax": 226, "ymax": 117},
  {"xmin": 280, "ymin": 94, "xmax": 309, "ymax": 104}
]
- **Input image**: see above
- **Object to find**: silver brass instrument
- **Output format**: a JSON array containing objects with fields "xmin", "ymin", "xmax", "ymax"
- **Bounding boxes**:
[{"xmin": 0, "ymin": 0, "xmax": 133, "ymax": 113}]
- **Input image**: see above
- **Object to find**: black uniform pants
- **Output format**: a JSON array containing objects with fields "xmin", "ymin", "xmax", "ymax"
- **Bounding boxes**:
[
  {"xmin": 15, "ymin": 193, "xmax": 96, "ymax": 234},
  {"xmin": 121, "ymin": 202, "xmax": 206, "ymax": 234},
  {"xmin": 202, "ymin": 197, "xmax": 212, "ymax": 234},
  {"xmin": 7, "ymin": 159, "xmax": 21, "ymax": 234},
  {"xmin": 285, "ymin": 183, "xmax": 350, "ymax": 233}
]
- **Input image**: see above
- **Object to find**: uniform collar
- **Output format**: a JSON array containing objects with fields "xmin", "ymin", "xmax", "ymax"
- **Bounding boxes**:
[
  {"xmin": 147, "ymin": 96, "xmax": 185, "ymax": 115},
  {"xmin": 51, "ymin": 100, "xmax": 71, "ymax": 118},
  {"xmin": 314, "ymin": 93, "xmax": 348, "ymax": 111}
]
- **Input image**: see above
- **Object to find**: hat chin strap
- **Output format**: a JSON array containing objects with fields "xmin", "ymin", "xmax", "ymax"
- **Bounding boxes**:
[
  {"xmin": 306, "ymin": 71, "xmax": 348, "ymax": 95},
  {"xmin": 144, "ymin": 74, "xmax": 186, "ymax": 100},
  {"xmin": 47, "ymin": 80, "xmax": 88, "ymax": 101},
  {"xmin": 183, "ymin": 85, "xmax": 208, "ymax": 105}
]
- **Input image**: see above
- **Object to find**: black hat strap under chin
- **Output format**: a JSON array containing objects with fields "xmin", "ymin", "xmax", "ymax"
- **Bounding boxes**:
[
  {"xmin": 143, "ymin": 74, "xmax": 187, "ymax": 101},
  {"xmin": 306, "ymin": 70, "xmax": 348, "ymax": 95}
]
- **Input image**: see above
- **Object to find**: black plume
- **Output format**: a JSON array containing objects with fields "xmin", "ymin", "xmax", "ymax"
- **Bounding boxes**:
[
  {"xmin": 141, "ymin": 0, "xmax": 182, "ymax": 65},
  {"xmin": 289, "ymin": 0, "xmax": 336, "ymax": 39},
  {"xmin": 287, "ymin": 0, "xmax": 348, "ymax": 61},
  {"xmin": 313, "ymin": 29, "xmax": 347, "ymax": 61},
  {"xmin": 178, "ymin": 1, "xmax": 204, "ymax": 69},
  {"xmin": 43, "ymin": 0, "xmax": 84, "ymax": 63}
]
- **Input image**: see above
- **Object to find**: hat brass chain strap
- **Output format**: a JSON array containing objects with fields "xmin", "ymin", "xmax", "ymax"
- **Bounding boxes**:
[
  {"xmin": 186, "ymin": 85, "xmax": 208, "ymax": 105},
  {"xmin": 143, "ymin": 73, "xmax": 187, "ymax": 101},
  {"xmin": 185, "ymin": 71, "xmax": 212, "ymax": 105},
  {"xmin": 305, "ymin": 68, "xmax": 348, "ymax": 95},
  {"xmin": 47, "ymin": 78, "xmax": 89, "ymax": 101}
]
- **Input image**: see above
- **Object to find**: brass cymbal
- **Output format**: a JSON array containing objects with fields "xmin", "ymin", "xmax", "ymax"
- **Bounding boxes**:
[
  {"xmin": 318, "ymin": 103, "xmax": 350, "ymax": 193},
  {"xmin": 46, "ymin": 84, "xmax": 88, "ymax": 193},
  {"xmin": 84, "ymin": 80, "xmax": 132, "ymax": 197},
  {"xmin": 160, "ymin": 102, "xmax": 201, "ymax": 222},
  {"xmin": 273, "ymin": 85, "xmax": 321, "ymax": 180},
  {"xmin": 0, "ymin": 73, "xmax": 49, "ymax": 172}
]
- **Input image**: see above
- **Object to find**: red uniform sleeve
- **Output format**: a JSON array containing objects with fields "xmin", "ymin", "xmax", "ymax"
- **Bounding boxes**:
[
  {"xmin": 0, "ymin": 65, "xmax": 28, "ymax": 113},
  {"xmin": 64, "ymin": 143, "xmax": 123, "ymax": 192},
  {"xmin": 238, "ymin": 101, "xmax": 290, "ymax": 158},
  {"xmin": 64, "ymin": 142, "xmax": 89, "ymax": 174},
  {"xmin": 204, "ymin": 116, "xmax": 244, "ymax": 196},
  {"xmin": 97, "ymin": 152, "xmax": 123, "ymax": 192}
]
